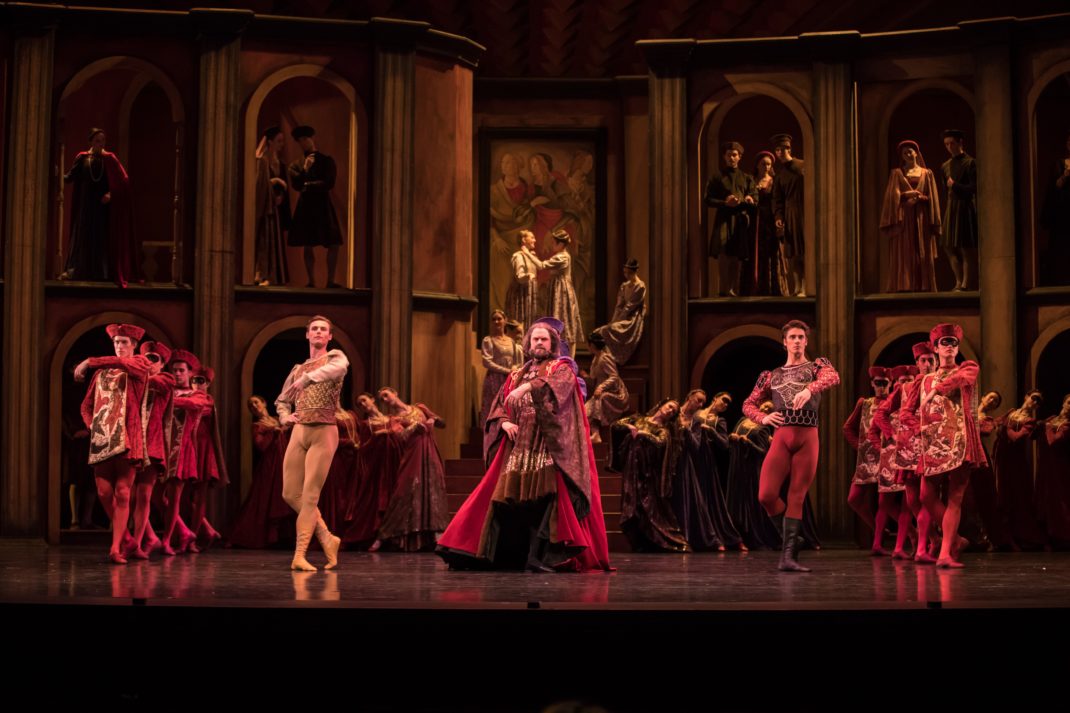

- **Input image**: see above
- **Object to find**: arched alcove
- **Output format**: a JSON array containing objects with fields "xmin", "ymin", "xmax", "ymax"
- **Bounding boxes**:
[
  {"xmin": 1035, "ymin": 329, "xmax": 1070, "ymax": 419},
  {"xmin": 54, "ymin": 56, "xmax": 184, "ymax": 282},
  {"xmin": 1030, "ymin": 66, "xmax": 1070, "ymax": 287},
  {"xmin": 868, "ymin": 83, "xmax": 975, "ymax": 293},
  {"xmin": 47, "ymin": 312, "xmax": 173, "ymax": 543},
  {"xmin": 698, "ymin": 85, "xmax": 815, "ymax": 297},
  {"xmin": 696, "ymin": 330, "xmax": 785, "ymax": 432},
  {"xmin": 238, "ymin": 317, "xmax": 365, "ymax": 496},
  {"xmin": 867, "ymin": 320, "xmax": 978, "ymax": 369},
  {"xmin": 242, "ymin": 65, "xmax": 360, "ymax": 288}
]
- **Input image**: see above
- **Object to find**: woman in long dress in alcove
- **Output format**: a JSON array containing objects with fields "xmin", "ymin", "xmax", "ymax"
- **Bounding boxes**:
[{"xmin": 880, "ymin": 139, "xmax": 941, "ymax": 292}]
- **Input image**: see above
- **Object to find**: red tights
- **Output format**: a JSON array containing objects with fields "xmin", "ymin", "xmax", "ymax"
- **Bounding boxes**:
[
  {"xmin": 94, "ymin": 458, "xmax": 136, "ymax": 561},
  {"xmin": 758, "ymin": 426, "xmax": 819, "ymax": 520}
]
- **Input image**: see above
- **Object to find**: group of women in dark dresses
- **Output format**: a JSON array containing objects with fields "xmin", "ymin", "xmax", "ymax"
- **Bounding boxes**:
[
  {"xmin": 228, "ymin": 388, "xmax": 449, "ymax": 552},
  {"xmin": 977, "ymin": 390, "xmax": 1070, "ymax": 551},
  {"xmin": 611, "ymin": 389, "xmax": 820, "ymax": 554}
]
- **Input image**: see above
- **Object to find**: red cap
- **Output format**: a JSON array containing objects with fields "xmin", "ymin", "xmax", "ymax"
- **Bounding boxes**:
[
  {"xmin": 106, "ymin": 323, "xmax": 145, "ymax": 342},
  {"xmin": 868, "ymin": 366, "xmax": 890, "ymax": 380},
  {"xmin": 889, "ymin": 365, "xmax": 912, "ymax": 381},
  {"xmin": 912, "ymin": 341, "xmax": 934, "ymax": 359},
  {"xmin": 930, "ymin": 323, "xmax": 963, "ymax": 346},
  {"xmin": 139, "ymin": 341, "xmax": 172, "ymax": 364},
  {"xmin": 168, "ymin": 349, "xmax": 201, "ymax": 373}
]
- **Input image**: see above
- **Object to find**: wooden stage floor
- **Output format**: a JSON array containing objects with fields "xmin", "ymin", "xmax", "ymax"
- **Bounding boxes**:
[
  {"xmin": 4, "ymin": 542, "xmax": 1069, "ymax": 711},
  {"xmin": 3, "ymin": 541, "xmax": 1070, "ymax": 610}
]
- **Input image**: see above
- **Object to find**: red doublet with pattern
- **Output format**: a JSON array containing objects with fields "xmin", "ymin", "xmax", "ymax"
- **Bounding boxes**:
[
  {"xmin": 80, "ymin": 355, "xmax": 151, "ymax": 465},
  {"xmin": 901, "ymin": 361, "xmax": 987, "ymax": 477},
  {"xmin": 742, "ymin": 358, "xmax": 841, "ymax": 427}
]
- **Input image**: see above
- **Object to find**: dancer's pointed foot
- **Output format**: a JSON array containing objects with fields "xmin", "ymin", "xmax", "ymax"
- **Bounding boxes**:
[
  {"xmin": 322, "ymin": 534, "xmax": 341, "ymax": 570},
  {"xmin": 291, "ymin": 555, "xmax": 317, "ymax": 572}
]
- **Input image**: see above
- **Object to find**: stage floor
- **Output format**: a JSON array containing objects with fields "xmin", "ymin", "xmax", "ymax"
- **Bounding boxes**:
[
  {"xmin": 5, "ymin": 541, "xmax": 1070, "ymax": 710},
  {"xmin": 3, "ymin": 540, "xmax": 1069, "ymax": 610}
]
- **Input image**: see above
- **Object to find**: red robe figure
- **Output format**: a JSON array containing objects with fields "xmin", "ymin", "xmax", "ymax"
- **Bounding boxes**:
[
  {"xmin": 993, "ymin": 390, "xmax": 1047, "ymax": 550},
  {"xmin": 437, "ymin": 317, "xmax": 612, "ymax": 572},
  {"xmin": 130, "ymin": 340, "xmax": 175, "ymax": 559},
  {"xmin": 228, "ymin": 396, "xmax": 292, "ymax": 549},
  {"xmin": 162, "ymin": 349, "xmax": 209, "ymax": 555},
  {"xmin": 73, "ymin": 323, "xmax": 150, "ymax": 564},
  {"xmin": 59, "ymin": 128, "xmax": 138, "ymax": 287},
  {"xmin": 1036, "ymin": 395, "xmax": 1070, "ymax": 547},
  {"xmin": 869, "ymin": 343, "xmax": 939, "ymax": 562},
  {"xmin": 188, "ymin": 366, "xmax": 228, "ymax": 549},
  {"xmin": 341, "ymin": 394, "xmax": 401, "ymax": 549},
  {"xmin": 844, "ymin": 367, "xmax": 906, "ymax": 555},
  {"xmin": 900, "ymin": 324, "xmax": 987, "ymax": 568}
]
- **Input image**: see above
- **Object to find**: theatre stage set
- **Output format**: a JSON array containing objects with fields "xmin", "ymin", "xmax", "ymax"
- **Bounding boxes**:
[{"xmin": 2, "ymin": 2, "xmax": 1070, "ymax": 711}]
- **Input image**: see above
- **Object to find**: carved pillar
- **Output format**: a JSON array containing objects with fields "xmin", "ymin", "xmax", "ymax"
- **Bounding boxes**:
[
  {"xmin": 974, "ymin": 40, "xmax": 1017, "ymax": 403},
  {"xmin": 371, "ymin": 19, "xmax": 425, "ymax": 399},
  {"xmin": 813, "ymin": 59, "xmax": 856, "ymax": 536},
  {"xmin": 639, "ymin": 40, "xmax": 693, "ymax": 402},
  {"xmin": 191, "ymin": 9, "xmax": 250, "ymax": 518},
  {"xmin": 2, "ymin": 22, "xmax": 54, "ymax": 535}
]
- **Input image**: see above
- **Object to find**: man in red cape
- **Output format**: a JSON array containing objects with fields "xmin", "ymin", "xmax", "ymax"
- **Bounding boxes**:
[{"xmin": 437, "ymin": 317, "xmax": 611, "ymax": 572}]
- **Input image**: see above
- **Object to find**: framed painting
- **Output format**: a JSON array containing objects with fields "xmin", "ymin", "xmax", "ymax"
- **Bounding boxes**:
[{"xmin": 478, "ymin": 127, "xmax": 607, "ymax": 352}]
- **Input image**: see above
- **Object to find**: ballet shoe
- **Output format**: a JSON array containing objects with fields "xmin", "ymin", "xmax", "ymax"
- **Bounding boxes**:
[
  {"xmin": 936, "ymin": 557, "xmax": 964, "ymax": 569},
  {"xmin": 130, "ymin": 548, "xmax": 150, "ymax": 560},
  {"xmin": 871, "ymin": 547, "xmax": 890, "ymax": 557},
  {"xmin": 161, "ymin": 541, "xmax": 177, "ymax": 557},
  {"xmin": 315, "ymin": 519, "xmax": 341, "ymax": 569},
  {"xmin": 891, "ymin": 549, "xmax": 911, "ymax": 560},
  {"xmin": 177, "ymin": 530, "xmax": 199, "ymax": 554},
  {"xmin": 291, "ymin": 529, "xmax": 316, "ymax": 571},
  {"xmin": 914, "ymin": 551, "xmax": 937, "ymax": 564},
  {"xmin": 368, "ymin": 539, "xmax": 382, "ymax": 553},
  {"xmin": 108, "ymin": 550, "xmax": 128, "ymax": 565}
]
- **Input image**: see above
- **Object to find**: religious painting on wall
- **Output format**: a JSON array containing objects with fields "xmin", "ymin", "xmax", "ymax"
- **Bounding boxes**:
[{"xmin": 478, "ymin": 128, "xmax": 606, "ymax": 352}]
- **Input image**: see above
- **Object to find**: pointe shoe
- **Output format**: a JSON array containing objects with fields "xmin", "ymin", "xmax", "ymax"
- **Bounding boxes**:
[
  {"xmin": 936, "ymin": 557, "xmax": 965, "ymax": 569},
  {"xmin": 109, "ymin": 550, "xmax": 128, "ymax": 565},
  {"xmin": 291, "ymin": 529, "xmax": 317, "ymax": 571}
]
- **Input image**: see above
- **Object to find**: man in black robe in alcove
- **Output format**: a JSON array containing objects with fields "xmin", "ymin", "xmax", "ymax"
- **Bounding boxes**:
[{"xmin": 288, "ymin": 125, "xmax": 343, "ymax": 288}]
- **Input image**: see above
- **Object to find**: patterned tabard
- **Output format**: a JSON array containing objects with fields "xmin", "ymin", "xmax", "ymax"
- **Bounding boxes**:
[
  {"xmin": 88, "ymin": 369, "xmax": 131, "ymax": 465},
  {"xmin": 916, "ymin": 367, "xmax": 972, "ymax": 477}
]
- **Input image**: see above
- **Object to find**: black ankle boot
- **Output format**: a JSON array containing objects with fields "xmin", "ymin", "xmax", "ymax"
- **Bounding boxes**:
[{"xmin": 779, "ymin": 517, "xmax": 811, "ymax": 573}]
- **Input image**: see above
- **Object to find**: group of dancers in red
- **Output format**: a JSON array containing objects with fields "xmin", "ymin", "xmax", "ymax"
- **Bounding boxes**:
[
  {"xmin": 74, "ymin": 324, "xmax": 225, "ymax": 563},
  {"xmin": 842, "ymin": 321, "xmax": 1070, "ymax": 568}
]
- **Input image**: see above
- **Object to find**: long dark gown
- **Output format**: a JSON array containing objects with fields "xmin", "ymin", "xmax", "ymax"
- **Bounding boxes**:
[
  {"xmin": 64, "ymin": 154, "xmax": 111, "ymax": 281},
  {"xmin": 377, "ymin": 405, "xmax": 450, "ymax": 552},
  {"xmin": 1035, "ymin": 417, "xmax": 1070, "ymax": 546},
  {"xmin": 727, "ymin": 418, "xmax": 781, "ymax": 550},
  {"xmin": 698, "ymin": 416, "xmax": 744, "ymax": 549},
  {"xmin": 227, "ymin": 421, "xmax": 293, "ymax": 548},
  {"xmin": 341, "ymin": 416, "xmax": 401, "ymax": 547},
  {"xmin": 670, "ymin": 417, "xmax": 723, "ymax": 550},
  {"xmin": 994, "ymin": 415, "xmax": 1047, "ymax": 549},
  {"xmin": 612, "ymin": 416, "xmax": 690, "ymax": 553}
]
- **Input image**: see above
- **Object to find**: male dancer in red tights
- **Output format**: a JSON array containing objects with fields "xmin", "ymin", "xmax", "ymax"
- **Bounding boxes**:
[
  {"xmin": 900, "ymin": 323, "xmax": 986, "ymax": 568},
  {"xmin": 742, "ymin": 320, "xmax": 840, "ymax": 572},
  {"xmin": 130, "ymin": 340, "xmax": 175, "ymax": 558},
  {"xmin": 869, "ymin": 343, "xmax": 939, "ymax": 561},
  {"xmin": 73, "ymin": 323, "xmax": 150, "ymax": 564}
]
